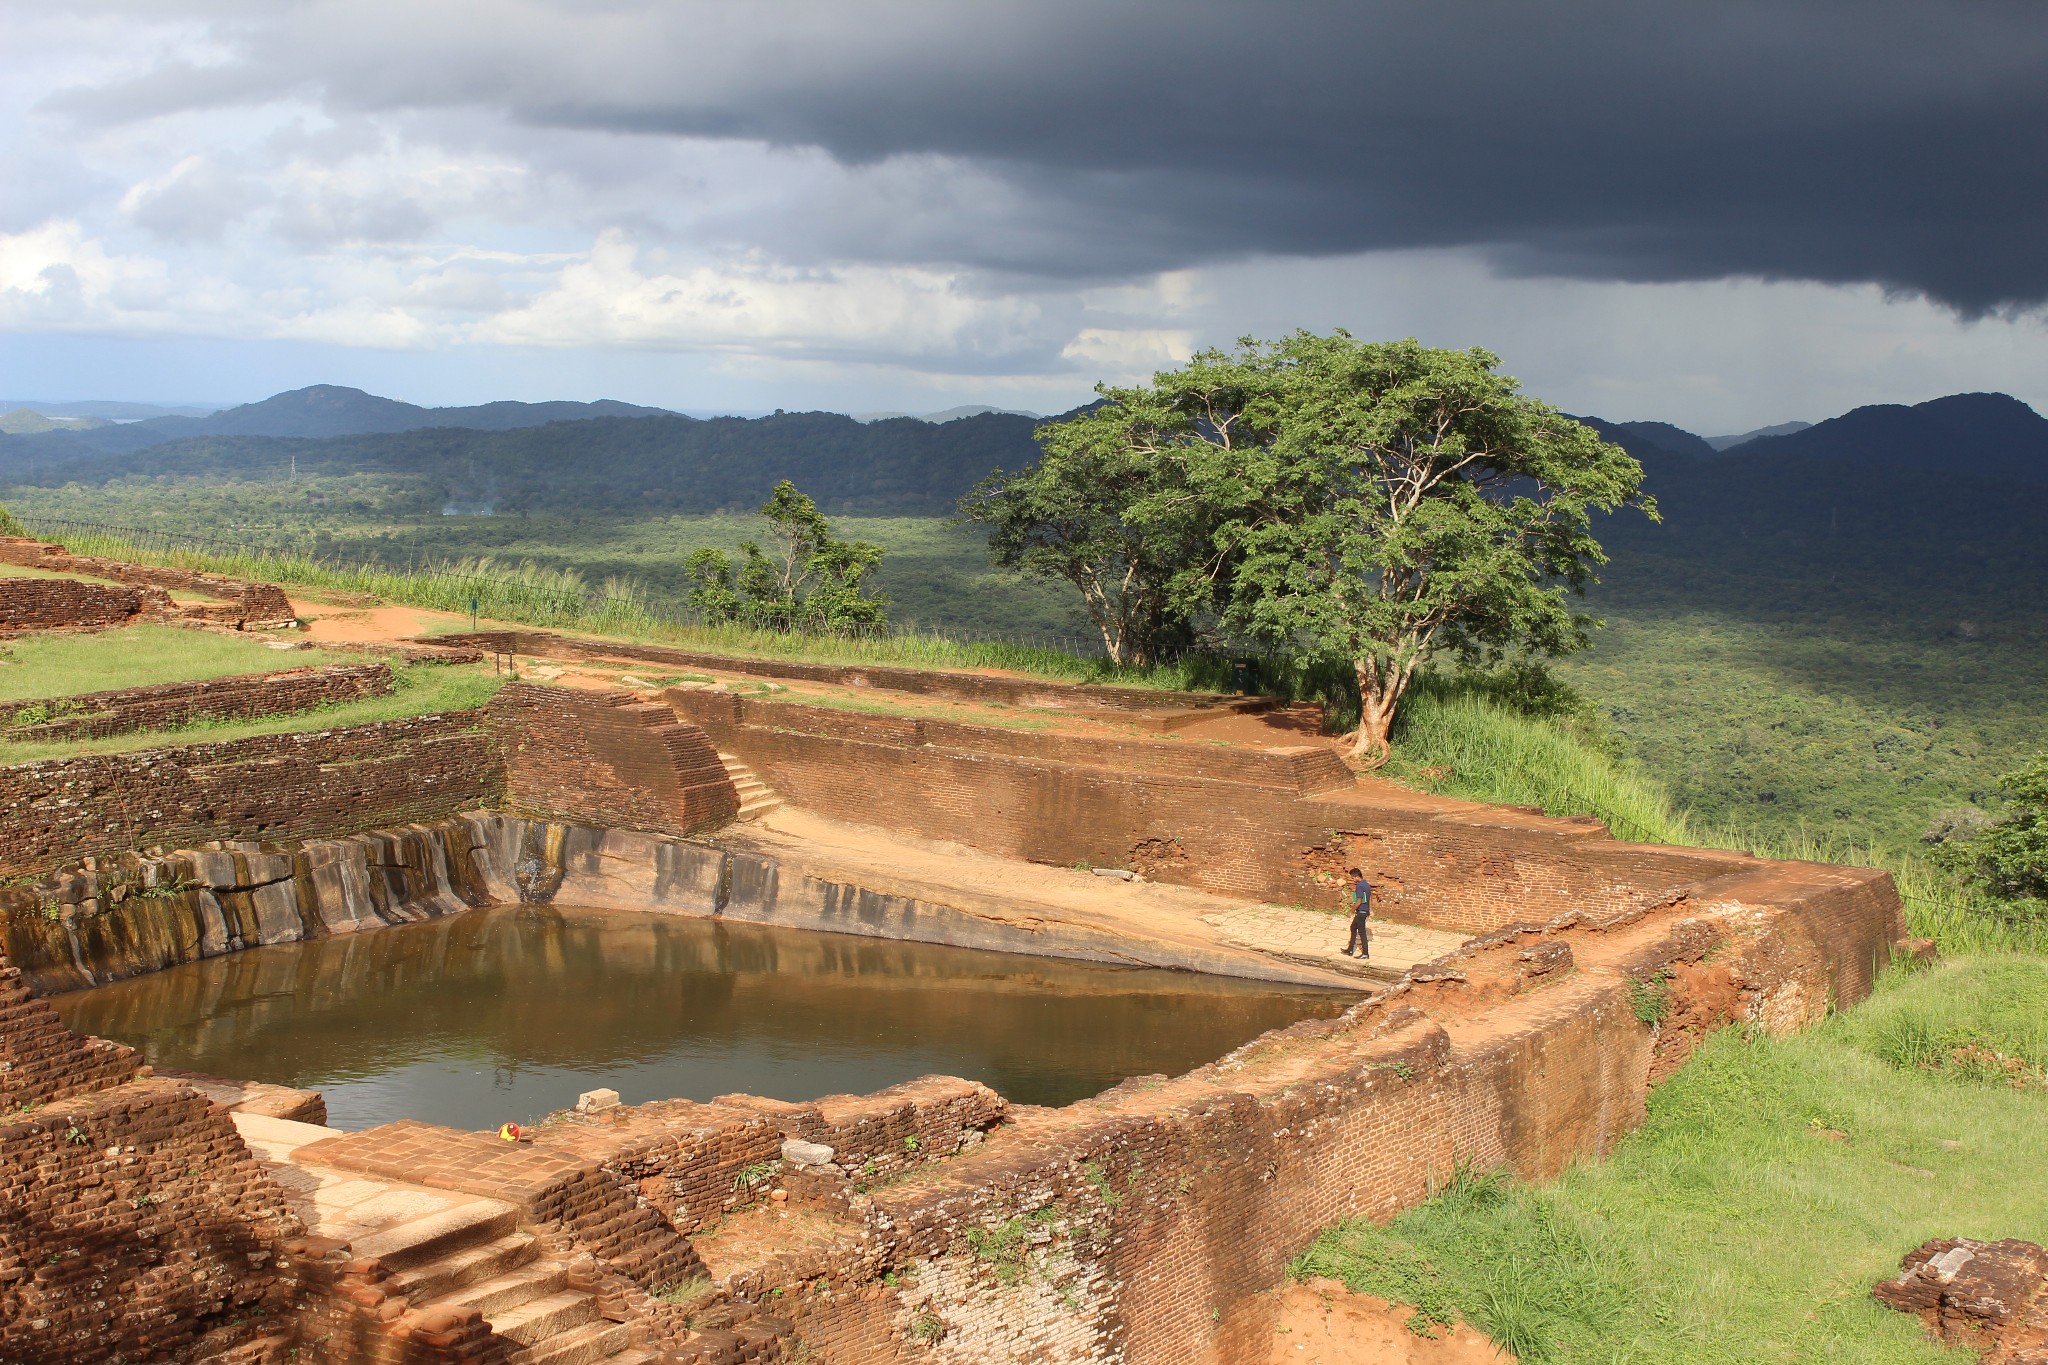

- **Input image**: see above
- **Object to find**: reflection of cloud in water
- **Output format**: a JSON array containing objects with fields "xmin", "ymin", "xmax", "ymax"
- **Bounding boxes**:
[{"xmin": 56, "ymin": 906, "xmax": 1352, "ymax": 1130}]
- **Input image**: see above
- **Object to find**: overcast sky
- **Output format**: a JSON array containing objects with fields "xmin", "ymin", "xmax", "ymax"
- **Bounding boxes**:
[{"xmin": 4, "ymin": 1, "xmax": 2045, "ymax": 430}]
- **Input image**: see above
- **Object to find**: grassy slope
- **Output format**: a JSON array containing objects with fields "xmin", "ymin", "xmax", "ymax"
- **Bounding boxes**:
[
  {"xmin": 0, "ymin": 625, "xmax": 367, "ymax": 702},
  {"xmin": 0, "ymin": 661, "xmax": 501, "ymax": 762},
  {"xmin": 1306, "ymin": 691, "xmax": 2047, "ymax": 1363},
  {"xmin": 1294, "ymin": 960, "xmax": 2048, "ymax": 1364}
]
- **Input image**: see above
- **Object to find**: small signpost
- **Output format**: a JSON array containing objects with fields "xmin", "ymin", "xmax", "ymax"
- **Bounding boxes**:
[{"xmin": 470, "ymin": 594, "xmax": 480, "ymax": 632}]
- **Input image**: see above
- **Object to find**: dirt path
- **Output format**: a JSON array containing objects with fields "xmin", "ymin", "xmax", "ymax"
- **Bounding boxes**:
[{"xmin": 1251, "ymin": 1280, "xmax": 1514, "ymax": 1365}]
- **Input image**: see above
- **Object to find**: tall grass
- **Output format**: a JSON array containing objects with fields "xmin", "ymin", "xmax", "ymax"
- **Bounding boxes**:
[
  {"xmin": 1388, "ymin": 677, "xmax": 2045, "ymax": 957},
  {"xmin": 29, "ymin": 520, "xmax": 1213, "ymax": 691},
  {"xmin": 1290, "ymin": 956, "xmax": 2048, "ymax": 1364}
]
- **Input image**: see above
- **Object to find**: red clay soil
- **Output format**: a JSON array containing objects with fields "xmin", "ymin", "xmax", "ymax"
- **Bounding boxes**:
[{"xmin": 1245, "ymin": 1280, "xmax": 1514, "ymax": 1365}]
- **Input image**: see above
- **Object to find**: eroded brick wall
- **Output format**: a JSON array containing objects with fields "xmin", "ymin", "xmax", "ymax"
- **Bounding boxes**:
[
  {"xmin": 0, "ymin": 960, "xmax": 138, "ymax": 1107},
  {"xmin": 488, "ymin": 682, "xmax": 737, "ymax": 836},
  {"xmin": 0, "ymin": 576, "xmax": 170, "ymax": 632},
  {"xmin": 442, "ymin": 628, "xmax": 1246, "ymax": 717},
  {"xmin": 3, "ymin": 662, "xmax": 395, "ymax": 742},
  {"xmin": 0, "ymin": 1079, "xmax": 304, "ymax": 1364},
  {"xmin": 664, "ymin": 696, "xmax": 1751, "ymax": 934},
  {"xmin": 0, "ymin": 537, "xmax": 297, "ymax": 628},
  {"xmin": 673, "ymin": 688, "xmax": 1351, "ymax": 793},
  {"xmin": 0, "ymin": 712, "xmax": 502, "ymax": 877}
]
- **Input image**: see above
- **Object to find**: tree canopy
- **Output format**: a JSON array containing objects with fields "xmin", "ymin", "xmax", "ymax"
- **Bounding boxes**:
[
  {"xmin": 978, "ymin": 333, "xmax": 1654, "ymax": 758},
  {"xmin": 684, "ymin": 480, "xmax": 888, "ymax": 634},
  {"xmin": 1935, "ymin": 751, "xmax": 2048, "ymax": 910}
]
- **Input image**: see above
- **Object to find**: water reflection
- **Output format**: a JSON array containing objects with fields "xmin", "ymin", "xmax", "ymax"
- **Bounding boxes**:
[{"xmin": 55, "ymin": 906, "xmax": 1352, "ymax": 1130}]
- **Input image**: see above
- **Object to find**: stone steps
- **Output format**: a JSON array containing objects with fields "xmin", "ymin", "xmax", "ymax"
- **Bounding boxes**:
[
  {"xmin": 447, "ymin": 1261, "xmax": 570, "ymax": 1317},
  {"xmin": 494, "ymin": 1289, "xmax": 602, "ymax": 1346},
  {"xmin": 354, "ymin": 1200, "xmax": 521, "ymax": 1271},
  {"xmin": 386, "ymin": 1232, "xmax": 541, "ymax": 1301},
  {"xmin": 715, "ymin": 752, "xmax": 783, "ymax": 821},
  {"xmin": 521, "ymin": 1320, "xmax": 641, "ymax": 1365}
]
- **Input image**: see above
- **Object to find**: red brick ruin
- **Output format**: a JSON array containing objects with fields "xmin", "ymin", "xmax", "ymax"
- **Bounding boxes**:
[{"xmin": 0, "ymin": 562, "xmax": 1912, "ymax": 1365}]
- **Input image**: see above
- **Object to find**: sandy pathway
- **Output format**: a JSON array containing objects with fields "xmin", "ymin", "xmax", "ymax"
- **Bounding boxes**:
[{"xmin": 727, "ymin": 807, "xmax": 1468, "ymax": 989}]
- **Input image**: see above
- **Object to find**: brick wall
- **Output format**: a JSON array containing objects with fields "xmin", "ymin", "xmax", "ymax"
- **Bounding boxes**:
[
  {"xmin": 4, "ymin": 661, "xmax": 395, "ymax": 742},
  {"xmin": 436, "ymin": 627, "xmax": 1255, "ymax": 719},
  {"xmin": 709, "ymin": 876, "xmax": 1901, "ymax": 1364},
  {"xmin": 0, "ymin": 536, "xmax": 297, "ymax": 628},
  {"xmin": 672, "ymin": 687, "xmax": 1352, "ymax": 793},
  {"xmin": 0, "ymin": 576, "xmax": 170, "ymax": 632},
  {"xmin": 0, "ymin": 959, "xmax": 138, "ymax": 1107},
  {"xmin": 0, "ymin": 1077, "xmax": 305, "ymax": 1364},
  {"xmin": 665, "ymin": 696, "xmax": 1750, "ymax": 934},
  {"xmin": 0, "ymin": 712, "xmax": 502, "ymax": 878},
  {"xmin": 488, "ymin": 682, "xmax": 738, "ymax": 836}
]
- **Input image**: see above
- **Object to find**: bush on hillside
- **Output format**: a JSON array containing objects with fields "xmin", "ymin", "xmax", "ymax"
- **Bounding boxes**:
[{"xmin": 1932, "ymin": 751, "xmax": 2048, "ymax": 922}]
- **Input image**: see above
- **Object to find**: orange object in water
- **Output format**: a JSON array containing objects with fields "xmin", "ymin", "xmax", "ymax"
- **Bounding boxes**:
[{"xmin": 498, "ymin": 1122, "xmax": 523, "ymax": 1142}]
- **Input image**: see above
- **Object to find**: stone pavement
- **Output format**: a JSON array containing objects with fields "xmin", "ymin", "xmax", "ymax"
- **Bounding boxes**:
[{"xmin": 1200, "ymin": 905, "xmax": 1467, "ymax": 984}]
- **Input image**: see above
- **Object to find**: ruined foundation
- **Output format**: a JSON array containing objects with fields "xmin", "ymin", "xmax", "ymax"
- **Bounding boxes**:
[{"xmin": 0, "ymin": 669, "xmax": 1912, "ymax": 1364}]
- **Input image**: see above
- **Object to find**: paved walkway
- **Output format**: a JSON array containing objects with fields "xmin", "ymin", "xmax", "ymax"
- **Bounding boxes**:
[
  {"xmin": 730, "ymin": 808, "xmax": 1468, "ymax": 990},
  {"xmin": 1203, "ymin": 903, "xmax": 1466, "ymax": 980}
]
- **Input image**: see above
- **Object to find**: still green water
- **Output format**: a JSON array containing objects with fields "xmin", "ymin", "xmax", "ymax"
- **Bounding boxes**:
[{"xmin": 55, "ymin": 906, "xmax": 1351, "ymax": 1131}]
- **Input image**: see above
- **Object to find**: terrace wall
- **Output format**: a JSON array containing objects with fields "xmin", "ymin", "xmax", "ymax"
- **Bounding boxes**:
[
  {"xmin": 2, "ymin": 661, "xmax": 395, "ymax": 742},
  {"xmin": 0, "ymin": 535, "xmax": 297, "ymax": 628},
  {"xmin": 434, "ymin": 627, "xmax": 1268, "ymax": 720},
  {"xmin": 488, "ymin": 681, "xmax": 738, "ymax": 835},
  {"xmin": 0, "ymin": 711, "xmax": 501, "ymax": 879},
  {"xmin": 0, "ymin": 576, "xmax": 170, "ymax": 632},
  {"xmin": 669, "ymin": 687, "xmax": 1753, "ymax": 937}
]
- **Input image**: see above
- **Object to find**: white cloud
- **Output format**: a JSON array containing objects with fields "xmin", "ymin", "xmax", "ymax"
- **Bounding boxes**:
[{"xmin": 471, "ymin": 231, "xmax": 1056, "ymax": 365}]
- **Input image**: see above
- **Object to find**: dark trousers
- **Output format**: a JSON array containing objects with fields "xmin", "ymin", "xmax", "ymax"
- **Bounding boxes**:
[{"xmin": 1346, "ymin": 913, "xmax": 1371, "ymax": 956}]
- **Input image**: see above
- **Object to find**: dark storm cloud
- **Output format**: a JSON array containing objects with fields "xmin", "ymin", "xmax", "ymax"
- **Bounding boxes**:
[{"xmin": 52, "ymin": 0, "xmax": 2048, "ymax": 311}]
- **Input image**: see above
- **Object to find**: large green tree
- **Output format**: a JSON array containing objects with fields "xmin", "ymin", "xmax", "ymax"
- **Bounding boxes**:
[{"xmin": 1012, "ymin": 333, "xmax": 1653, "ymax": 759}]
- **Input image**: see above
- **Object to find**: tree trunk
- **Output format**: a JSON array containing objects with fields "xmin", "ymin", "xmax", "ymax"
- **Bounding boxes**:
[{"xmin": 1350, "ymin": 656, "xmax": 1406, "ymax": 767}]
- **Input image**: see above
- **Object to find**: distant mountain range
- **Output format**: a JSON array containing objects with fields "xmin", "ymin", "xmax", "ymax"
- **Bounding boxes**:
[
  {"xmin": 1705, "ymin": 420, "xmax": 1811, "ymax": 451},
  {"xmin": 851, "ymin": 404, "xmax": 1042, "ymax": 424},
  {"xmin": 2, "ymin": 384, "xmax": 2043, "ymax": 524},
  {"xmin": 1577, "ymin": 393, "xmax": 2047, "ymax": 486}
]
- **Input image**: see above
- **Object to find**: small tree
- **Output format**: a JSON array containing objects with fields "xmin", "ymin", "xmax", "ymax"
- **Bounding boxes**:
[
  {"xmin": 1935, "ymin": 753, "xmax": 2048, "ymax": 907},
  {"xmin": 685, "ymin": 480, "xmax": 888, "ymax": 634},
  {"xmin": 960, "ymin": 390, "xmax": 1238, "ymax": 666}
]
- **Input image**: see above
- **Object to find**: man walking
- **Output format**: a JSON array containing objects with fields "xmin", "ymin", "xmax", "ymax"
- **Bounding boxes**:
[{"xmin": 1343, "ymin": 867, "xmax": 1372, "ymax": 959}]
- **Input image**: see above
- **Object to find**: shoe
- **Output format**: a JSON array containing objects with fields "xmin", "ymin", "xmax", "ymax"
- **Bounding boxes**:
[{"xmin": 1340, "ymin": 949, "xmax": 1355, "ymax": 957}]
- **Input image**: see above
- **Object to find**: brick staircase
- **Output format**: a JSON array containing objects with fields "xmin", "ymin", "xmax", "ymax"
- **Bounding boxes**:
[
  {"xmin": 235, "ymin": 1114, "xmax": 669, "ymax": 1365},
  {"xmin": 380, "ymin": 1216, "xmax": 657, "ymax": 1365},
  {"xmin": 714, "ymin": 752, "xmax": 783, "ymax": 822}
]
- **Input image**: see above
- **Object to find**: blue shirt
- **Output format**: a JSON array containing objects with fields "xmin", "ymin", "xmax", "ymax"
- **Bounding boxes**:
[{"xmin": 1350, "ymin": 878, "xmax": 1372, "ymax": 918}]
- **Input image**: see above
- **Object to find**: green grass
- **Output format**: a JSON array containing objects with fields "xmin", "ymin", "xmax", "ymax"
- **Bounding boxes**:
[
  {"xmin": 0, "ymin": 625, "xmax": 366, "ymax": 703},
  {"xmin": 13, "ymin": 520, "xmax": 1217, "ymax": 694},
  {"xmin": 1291, "ymin": 957, "xmax": 2048, "ymax": 1364},
  {"xmin": 0, "ymin": 663, "xmax": 501, "ymax": 763},
  {"xmin": 1385, "ymin": 679, "xmax": 2045, "ymax": 957}
]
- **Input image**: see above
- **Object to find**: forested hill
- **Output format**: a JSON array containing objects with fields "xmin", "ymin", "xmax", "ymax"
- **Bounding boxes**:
[
  {"xmin": 0, "ymin": 407, "xmax": 1051, "ymax": 516},
  {"xmin": 0, "ymin": 384, "xmax": 681, "ymax": 462},
  {"xmin": 4, "ymin": 384, "xmax": 2043, "ymax": 527}
]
